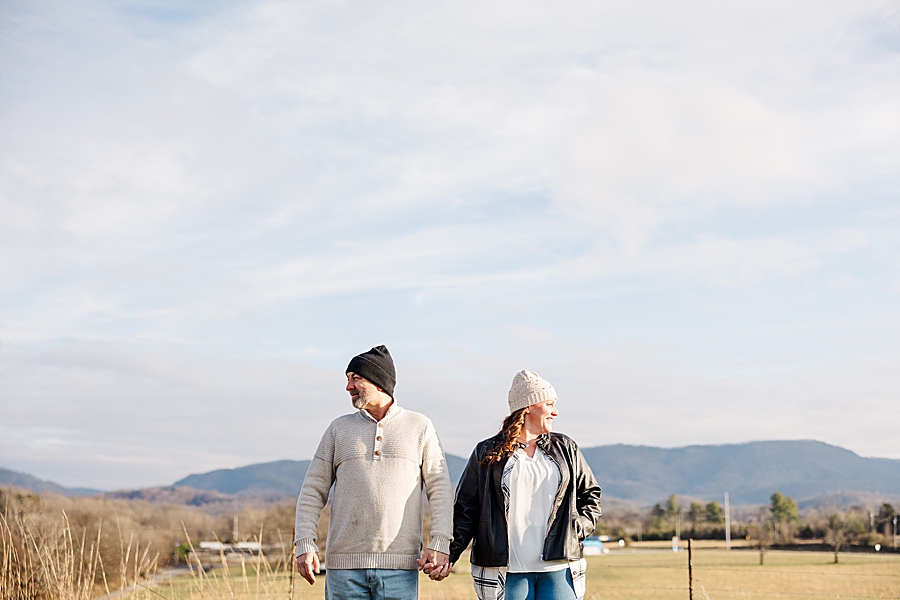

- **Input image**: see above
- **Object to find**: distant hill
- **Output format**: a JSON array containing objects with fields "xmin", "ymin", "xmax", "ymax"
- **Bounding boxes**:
[
  {"xmin": 168, "ymin": 440, "xmax": 900, "ymax": 505},
  {"xmin": 105, "ymin": 486, "xmax": 246, "ymax": 507},
  {"xmin": 7, "ymin": 440, "xmax": 899, "ymax": 507},
  {"xmin": 582, "ymin": 440, "xmax": 900, "ymax": 505},
  {"xmin": 0, "ymin": 468, "xmax": 101, "ymax": 497},
  {"xmin": 171, "ymin": 454, "xmax": 470, "ymax": 499},
  {"xmin": 795, "ymin": 490, "xmax": 897, "ymax": 511},
  {"xmin": 174, "ymin": 460, "xmax": 312, "ymax": 496},
  {"xmin": 444, "ymin": 453, "xmax": 468, "ymax": 483}
]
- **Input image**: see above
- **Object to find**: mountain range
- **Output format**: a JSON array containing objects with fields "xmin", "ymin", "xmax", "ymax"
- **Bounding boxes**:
[
  {"xmin": 0, "ymin": 467, "xmax": 101, "ymax": 497},
  {"xmin": 582, "ymin": 440, "xmax": 900, "ymax": 504},
  {"xmin": 4, "ymin": 440, "xmax": 899, "ymax": 506},
  {"xmin": 170, "ymin": 454, "xmax": 470, "ymax": 496}
]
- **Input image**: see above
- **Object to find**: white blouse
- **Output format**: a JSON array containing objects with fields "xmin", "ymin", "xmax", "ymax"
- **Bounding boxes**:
[{"xmin": 503, "ymin": 447, "xmax": 569, "ymax": 573}]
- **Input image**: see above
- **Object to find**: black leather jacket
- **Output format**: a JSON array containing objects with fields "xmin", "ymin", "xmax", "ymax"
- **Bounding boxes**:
[{"xmin": 448, "ymin": 432, "xmax": 602, "ymax": 567}]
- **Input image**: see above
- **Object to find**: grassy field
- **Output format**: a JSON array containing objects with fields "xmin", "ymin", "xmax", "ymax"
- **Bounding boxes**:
[
  {"xmin": 584, "ymin": 548, "xmax": 900, "ymax": 600},
  {"xmin": 134, "ymin": 548, "xmax": 900, "ymax": 600}
]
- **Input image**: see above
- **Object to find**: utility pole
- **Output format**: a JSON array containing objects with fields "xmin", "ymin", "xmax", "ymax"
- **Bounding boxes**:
[
  {"xmin": 894, "ymin": 516, "xmax": 897, "ymax": 550},
  {"xmin": 233, "ymin": 515, "xmax": 239, "ymax": 542},
  {"xmin": 724, "ymin": 491, "xmax": 731, "ymax": 551}
]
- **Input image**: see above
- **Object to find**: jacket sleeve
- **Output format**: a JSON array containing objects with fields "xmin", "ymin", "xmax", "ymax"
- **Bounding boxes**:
[
  {"xmin": 573, "ymin": 445, "xmax": 602, "ymax": 540},
  {"xmin": 294, "ymin": 425, "xmax": 336, "ymax": 556},
  {"xmin": 448, "ymin": 446, "xmax": 482, "ymax": 564},
  {"xmin": 422, "ymin": 420, "xmax": 454, "ymax": 554}
]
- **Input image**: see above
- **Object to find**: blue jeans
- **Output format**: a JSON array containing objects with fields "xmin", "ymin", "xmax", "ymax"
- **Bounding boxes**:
[
  {"xmin": 324, "ymin": 568, "xmax": 418, "ymax": 600},
  {"xmin": 505, "ymin": 569, "xmax": 577, "ymax": 600}
]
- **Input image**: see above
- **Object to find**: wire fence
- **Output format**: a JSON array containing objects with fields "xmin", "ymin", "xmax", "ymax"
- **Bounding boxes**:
[
  {"xmin": 583, "ymin": 539, "xmax": 900, "ymax": 600},
  {"xmin": 89, "ymin": 538, "xmax": 900, "ymax": 600}
]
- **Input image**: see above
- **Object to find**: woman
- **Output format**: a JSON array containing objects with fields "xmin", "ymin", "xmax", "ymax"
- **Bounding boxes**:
[{"xmin": 446, "ymin": 370, "xmax": 602, "ymax": 600}]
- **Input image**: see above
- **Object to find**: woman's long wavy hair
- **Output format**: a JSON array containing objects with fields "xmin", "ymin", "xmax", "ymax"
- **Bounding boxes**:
[{"xmin": 483, "ymin": 407, "xmax": 528, "ymax": 465}]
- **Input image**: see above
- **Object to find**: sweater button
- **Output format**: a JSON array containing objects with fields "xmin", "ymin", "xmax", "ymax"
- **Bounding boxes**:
[
  {"xmin": 376, "ymin": 436, "xmax": 382, "ymax": 441},
  {"xmin": 374, "ymin": 450, "xmax": 381, "ymax": 456}
]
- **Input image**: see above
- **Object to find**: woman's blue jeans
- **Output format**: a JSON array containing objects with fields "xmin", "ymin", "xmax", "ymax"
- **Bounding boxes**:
[
  {"xmin": 505, "ymin": 569, "xmax": 577, "ymax": 600},
  {"xmin": 324, "ymin": 568, "xmax": 418, "ymax": 600}
]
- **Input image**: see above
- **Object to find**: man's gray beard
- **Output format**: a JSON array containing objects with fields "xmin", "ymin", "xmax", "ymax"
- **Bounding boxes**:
[{"xmin": 352, "ymin": 395, "xmax": 368, "ymax": 410}]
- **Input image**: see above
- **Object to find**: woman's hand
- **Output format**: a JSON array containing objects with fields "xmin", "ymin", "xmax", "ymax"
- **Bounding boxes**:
[
  {"xmin": 418, "ymin": 549, "xmax": 452, "ymax": 581},
  {"xmin": 429, "ymin": 561, "xmax": 453, "ymax": 581}
]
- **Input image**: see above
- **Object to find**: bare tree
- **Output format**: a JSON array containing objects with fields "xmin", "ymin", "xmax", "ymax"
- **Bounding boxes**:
[
  {"xmin": 666, "ymin": 494, "xmax": 682, "ymax": 538},
  {"xmin": 824, "ymin": 513, "xmax": 847, "ymax": 564},
  {"xmin": 749, "ymin": 508, "xmax": 776, "ymax": 565}
]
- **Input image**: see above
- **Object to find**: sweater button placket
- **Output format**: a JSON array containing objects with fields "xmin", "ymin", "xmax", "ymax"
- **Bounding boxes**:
[{"xmin": 374, "ymin": 423, "xmax": 383, "ymax": 459}]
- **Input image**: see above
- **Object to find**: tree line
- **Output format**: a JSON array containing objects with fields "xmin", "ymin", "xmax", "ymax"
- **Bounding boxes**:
[{"xmin": 594, "ymin": 492, "xmax": 897, "ymax": 563}]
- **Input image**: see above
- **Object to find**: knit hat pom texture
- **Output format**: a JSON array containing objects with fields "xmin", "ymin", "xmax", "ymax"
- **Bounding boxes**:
[{"xmin": 507, "ymin": 369, "xmax": 557, "ymax": 413}]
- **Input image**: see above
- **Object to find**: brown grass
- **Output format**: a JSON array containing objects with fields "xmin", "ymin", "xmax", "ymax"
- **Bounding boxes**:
[
  {"xmin": 586, "ymin": 547, "xmax": 900, "ymax": 600},
  {"xmin": 5, "ymin": 486, "xmax": 898, "ymax": 600},
  {"xmin": 0, "ymin": 487, "xmax": 298, "ymax": 600},
  {"xmin": 113, "ymin": 548, "xmax": 900, "ymax": 600},
  {"xmin": 1, "ymin": 504, "xmax": 158, "ymax": 600}
]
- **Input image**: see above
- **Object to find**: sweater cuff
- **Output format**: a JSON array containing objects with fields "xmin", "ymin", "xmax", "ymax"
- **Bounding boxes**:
[
  {"xmin": 295, "ymin": 538, "xmax": 319, "ymax": 557},
  {"xmin": 427, "ymin": 534, "xmax": 452, "ymax": 555}
]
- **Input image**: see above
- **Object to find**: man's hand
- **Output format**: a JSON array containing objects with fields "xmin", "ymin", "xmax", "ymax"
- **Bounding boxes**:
[
  {"xmin": 417, "ymin": 549, "xmax": 451, "ymax": 581},
  {"xmin": 296, "ymin": 551, "xmax": 320, "ymax": 585}
]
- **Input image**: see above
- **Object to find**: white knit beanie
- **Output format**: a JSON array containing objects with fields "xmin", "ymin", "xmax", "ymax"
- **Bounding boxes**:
[{"xmin": 508, "ymin": 369, "xmax": 557, "ymax": 413}]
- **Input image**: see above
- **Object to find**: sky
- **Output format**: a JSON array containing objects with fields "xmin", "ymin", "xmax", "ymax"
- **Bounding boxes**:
[{"xmin": 1, "ymin": 0, "xmax": 899, "ymax": 491}]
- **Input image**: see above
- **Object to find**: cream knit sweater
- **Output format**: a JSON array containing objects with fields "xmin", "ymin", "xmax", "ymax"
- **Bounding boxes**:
[{"xmin": 294, "ymin": 404, "xmax": 454, "ymax": 570}]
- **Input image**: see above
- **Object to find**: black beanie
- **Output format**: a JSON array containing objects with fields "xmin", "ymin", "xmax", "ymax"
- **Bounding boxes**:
[{"xmin": 346, "ymin": 345, "xmax": 396, "ymax": 398}]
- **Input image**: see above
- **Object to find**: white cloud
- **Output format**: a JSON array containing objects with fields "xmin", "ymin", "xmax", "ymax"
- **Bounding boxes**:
[
  {"xmin": 1, "ymin": 0, "xmax": 899, "ymax": 487},
  {"xmin": 0, "ymin": 337, "xmax": 343, "ymax": 488}
]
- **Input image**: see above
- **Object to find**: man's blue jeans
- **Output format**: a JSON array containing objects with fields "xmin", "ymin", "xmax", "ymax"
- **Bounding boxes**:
[
  {"xmin": 505, "ymin": 569, "xmax": 577, "ymax": 600},
  {"xmin": 324, "ymin": 568, "xmax": 418, "ymax": 600}
]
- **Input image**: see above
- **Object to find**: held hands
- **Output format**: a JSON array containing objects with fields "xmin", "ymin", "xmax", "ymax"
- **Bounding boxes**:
[
  {"xmin": 296, "ymin": 551, "xmax": 320, "ymax": 585},
  {"xmin": 298, "ymin": 548, "xmax": 449, "ymax": 584},
  {"xmin": 417, "ymin": 549, "xmax": 452, "ymax": 581}
]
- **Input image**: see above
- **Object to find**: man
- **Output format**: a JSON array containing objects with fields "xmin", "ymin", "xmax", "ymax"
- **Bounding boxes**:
[{"xmin": 294, "ymin": 345, "xmax": 454, "ymax": 600}]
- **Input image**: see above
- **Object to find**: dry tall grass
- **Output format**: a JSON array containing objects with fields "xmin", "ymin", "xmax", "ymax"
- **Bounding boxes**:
[
  {"xmin": 5, "ymin": 484, "xmax": 894, "ymax": 600},
  {"xmin": 0, "ymin": 487, "xmax": 298, "ymax": 600},
  {"xmin": 1, "ymin": 495, "xmax": 161, "ymax": 600}
]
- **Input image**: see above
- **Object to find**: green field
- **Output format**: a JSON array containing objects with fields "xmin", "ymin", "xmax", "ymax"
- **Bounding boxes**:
[{"xmin": 137, "ymin": 549, "xmax": 900, "ymax": 600}]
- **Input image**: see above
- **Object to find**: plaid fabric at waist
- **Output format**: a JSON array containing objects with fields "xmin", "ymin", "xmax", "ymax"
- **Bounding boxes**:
[{"xmin": 470, "ymin": 559, "xmax": 586, "ymax": 600}]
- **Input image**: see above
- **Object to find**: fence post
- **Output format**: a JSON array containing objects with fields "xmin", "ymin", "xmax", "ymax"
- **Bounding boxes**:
[
  {"xmin": 289, "ymin": 526, "xmax": 296, "ymax": 600},
  {"xmin": 688, "ymin": 538, "xmax": 693, "ymax": 600}
]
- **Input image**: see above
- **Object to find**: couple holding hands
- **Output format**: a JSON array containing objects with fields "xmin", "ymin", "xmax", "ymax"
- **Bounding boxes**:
[{"xmin": 294, "ymin": 346, "xmax": 602, "ymax": 600}]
